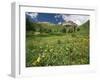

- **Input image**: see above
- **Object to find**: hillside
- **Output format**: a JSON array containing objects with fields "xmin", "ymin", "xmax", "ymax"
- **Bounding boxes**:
[
  {"xmin": 78, "ymin": 20, "xmax": 90, "ymax": 35},
  {"xmin": 80, "ymin": 20, "xmax": 89, "ymax": 29},
  {"xmin": 26, "ymin": 18, "xmax": 90, "ymax": 34}
]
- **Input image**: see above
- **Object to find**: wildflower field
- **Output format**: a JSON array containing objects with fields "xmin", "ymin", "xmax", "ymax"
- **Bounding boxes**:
[{"xmin": 26, "ymin": 20, "xmax": 89, "ymax": 67}]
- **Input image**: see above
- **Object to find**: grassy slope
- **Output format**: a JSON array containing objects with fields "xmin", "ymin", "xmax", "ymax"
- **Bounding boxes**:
[{"xmin": 26, "ymin": 21, "xmax": 90, "ymax": 67}]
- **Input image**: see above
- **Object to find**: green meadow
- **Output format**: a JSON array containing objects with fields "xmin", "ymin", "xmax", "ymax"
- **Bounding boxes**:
[{"xmin": 26, "ymin": 19, "xmax": 89, "ymax": 67}]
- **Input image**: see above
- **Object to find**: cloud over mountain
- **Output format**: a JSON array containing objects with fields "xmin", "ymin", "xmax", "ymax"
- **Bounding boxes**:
[{"xmin": 61, "ymin": 14, "xmax": 89, "ymax": 25}]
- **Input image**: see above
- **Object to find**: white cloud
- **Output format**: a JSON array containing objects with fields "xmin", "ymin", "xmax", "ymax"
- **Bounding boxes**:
[
  {"xmin": 55, "ymin": 18, "xmax": 58, "ymax": 21},
  {"xmin": 62, "ymin": 14, "xmax": 70, "ymax": 22},
  {"xmin": 61, "ymin": 14, "xmax": 89, "ymax": 25},
  {"xmin": 26, "ymin": 12, "xmax": 38, "ymax": 19},
  {"xmin": 58, "ymin": 22, "xmax": 62, "ymax": 25},
  {"xmin": 74, "ymin": 20, "xmax": 81, "ymax": 25},
  {"xmin": 54, "ymin": 14, "xmax": 61, "ymax": 18},
  {"xmin": 55, "ymin": 14, "xmax": 62, "ymax": 22}
]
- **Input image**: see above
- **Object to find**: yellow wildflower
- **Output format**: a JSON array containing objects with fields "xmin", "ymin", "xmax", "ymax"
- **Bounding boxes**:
[{"xmin": 36, "ymin": 56, "xmax": 41, "ymax": 62}]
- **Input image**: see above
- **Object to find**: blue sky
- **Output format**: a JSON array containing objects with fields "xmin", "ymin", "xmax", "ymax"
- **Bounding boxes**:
[{"xmin": 26, "ymin": 12, "xmax": 89, "ymax": 25}]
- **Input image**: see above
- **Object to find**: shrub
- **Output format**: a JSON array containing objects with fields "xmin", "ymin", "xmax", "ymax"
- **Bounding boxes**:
[
  {"xmin": 68, "ymin": 28, "xmax": 73, "ymax": 33},
  {"xmin": 62, "ymin": 28, "xmax": 66, "ymax": 33},
  {"xmin": 57, "ymin": 40, "xmax": 62, "ymax": 44},
  {"xmin": 77, "ymin": 28, "xmax": 80, "ymax": 31},
  {"xmin": 71, "ymin": 33, "xmax": 77, "ymax": 37}
]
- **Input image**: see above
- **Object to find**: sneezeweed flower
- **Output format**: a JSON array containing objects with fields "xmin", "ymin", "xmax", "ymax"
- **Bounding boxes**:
[
  {"xmin": 40, "ymin": 46, "xmax": 42, "ymax": 49},
  {"xmin": 42, "ymin": 53, "xmax": 45, "ymax": 58},
  {"xmin": 50, "ymin": 49, "xmax": 53, "ymax": 52},
  {"xmin": 36, "ymin": 56, "xmax": 41, "ymax": 63},
  {"xmin": 44, "ymin": 49, "xmax": 47, "ymax": 52},
  {"xmin": 32, "ymin": 61, "xmax": 36, "ymax": 65},
  {"xmin": 66, "ymin": 47, "xmax": 69, "ymax": 51}
]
